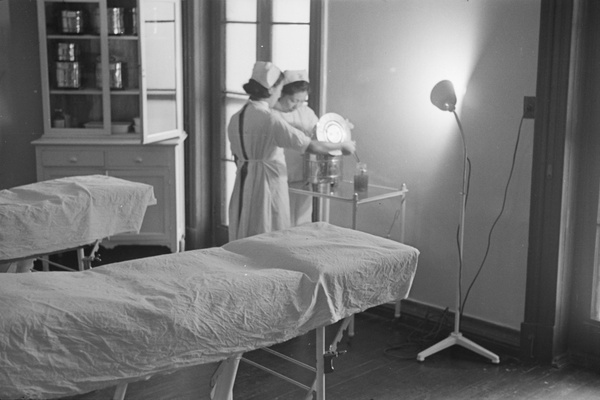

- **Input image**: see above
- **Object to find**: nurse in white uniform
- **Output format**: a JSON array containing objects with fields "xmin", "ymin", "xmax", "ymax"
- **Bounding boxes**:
[
  {"xmin": 228, "ymin": 62, "xmax": 356, "ymax": 241},
  {"xmin": 273, "ymin": 70, "xmax": 318, "ymax": 226}
]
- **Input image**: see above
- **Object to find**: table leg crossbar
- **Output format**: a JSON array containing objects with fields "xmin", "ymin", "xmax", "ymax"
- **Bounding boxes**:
[
  {"xmin": 213, "ymin": 316, "xmax": 354, "ymax": 400},
  {"xmin": 38, "ymin": 239, "xmax": 102, "ymax": 272},
  {"xmin": 241, "ymin": 357, "xmax": 313, "ymax": 391}
]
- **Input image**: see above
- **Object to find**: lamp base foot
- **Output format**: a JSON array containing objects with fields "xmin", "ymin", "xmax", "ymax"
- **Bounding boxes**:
[{"xmin": 416, "ymin": 332, "xmax": 500, "ymax": 364}]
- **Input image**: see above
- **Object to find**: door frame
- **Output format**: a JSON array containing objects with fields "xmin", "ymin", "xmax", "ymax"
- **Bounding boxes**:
[
  {"xmin": 565, "ymin": 0, "xmax": 600, "ymax": 368},
  {"xmin": 521, "ymin": 0, "xmax": 600, "ymax": 366},
  {"xmin": 182, "ymin": 0, "xmax": 214, "ymax": 249}
]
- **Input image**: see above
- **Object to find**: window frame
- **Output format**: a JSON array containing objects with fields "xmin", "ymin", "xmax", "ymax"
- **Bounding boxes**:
[{"xmin": 210, "ymin": 0, "xmax": 323, "ymax": 245}]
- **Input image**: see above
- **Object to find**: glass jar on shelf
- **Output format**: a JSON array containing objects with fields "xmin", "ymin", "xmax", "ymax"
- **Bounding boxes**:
[
  {"xmin": 96, "ymin": 55, "xmax": 125, "ymax": 90},
  {"xmin": 59, "ymin": 9, "xmax": 84, "ymax": 34},
  {"xmin": 52, "ymin": 109, "xmax": 66, "ymax": 128},
  {"xmin": 55, "ymin": 42, "xmax": 81, "ymax": 89}
]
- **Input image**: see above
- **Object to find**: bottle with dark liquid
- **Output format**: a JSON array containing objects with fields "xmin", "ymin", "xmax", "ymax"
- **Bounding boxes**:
[{"xmin": 354, "ymin": 162, "xmax": 369, "ymax": 193}]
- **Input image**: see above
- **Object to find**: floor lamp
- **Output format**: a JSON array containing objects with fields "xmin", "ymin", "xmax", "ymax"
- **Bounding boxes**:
[{"xmin": 416, "ymin": 80, "xmax": 500, "ymax": 364}]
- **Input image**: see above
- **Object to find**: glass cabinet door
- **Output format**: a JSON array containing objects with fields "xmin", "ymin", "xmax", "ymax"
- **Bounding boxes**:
[
  {"xmin": 104, "ymin": 0, "xmax": 141, "ymax": 137},
  {"xmin": 139, "ymin": 0, "xmax": 183, "ymax": 144},
  {"xmin": 38, "ymin": 0, "xmax": 105, "ymax": 135}
]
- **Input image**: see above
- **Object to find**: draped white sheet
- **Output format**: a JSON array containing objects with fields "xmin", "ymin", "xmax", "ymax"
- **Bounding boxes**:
[
  {"xmin": 0, "ymin": 175, "xmax": 157, "ymax": 262},
  {"xmin": 0, "ymin": 222, "xmax": 419, "ymax": 399}
]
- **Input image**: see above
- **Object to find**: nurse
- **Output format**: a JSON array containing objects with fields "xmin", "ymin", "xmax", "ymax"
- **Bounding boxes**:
[
  {"xmin": 273, "ymin": 70, "xmax": 318, "ymax": 226},
  {"xmin": 228, "ymin": 62, "xmax": 356, "ymax": 241}
]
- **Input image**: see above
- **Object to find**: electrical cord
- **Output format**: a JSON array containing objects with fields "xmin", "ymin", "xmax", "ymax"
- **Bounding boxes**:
[
  {"xmin": 386, "ymin": 209, "xmax": 402, "ymax": 238},
  {"xmin": 384, "ymin": 307, "xmax": 451, "ymax": 359},
  {"xmin": 460, "ymin": 116, "xmax": 525, "ymax": 318},
  {"xmin": 465, "ymin": 157, "xmax": 472, "ymax": 209},
  {"xmin": 385, "ymin": 115, "xmax": 524, "ymax": 344}
]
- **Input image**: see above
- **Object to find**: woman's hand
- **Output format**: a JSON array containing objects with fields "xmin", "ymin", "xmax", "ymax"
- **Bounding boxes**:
[
  {"xmin": 341, "ymin": 140, "xmax": 356, "ymax": 155},
  {"xmin": 307, "ymin": 140, "xmax": 355, "ymax": 155}
]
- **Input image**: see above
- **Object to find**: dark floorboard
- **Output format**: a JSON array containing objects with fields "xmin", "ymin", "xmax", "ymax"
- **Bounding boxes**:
[
  {"xmin": 234, "ymin": 311, "xmax": 600, "ymax": 399},
  {"xmin": 36, "ymin": 245, "xmax": 600, "ymax": 399}
]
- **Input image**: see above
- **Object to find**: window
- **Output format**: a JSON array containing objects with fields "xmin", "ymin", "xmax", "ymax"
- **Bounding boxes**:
[{"xmin": 213, "ymin": 0, "xmax": 320, "ymax": 243}]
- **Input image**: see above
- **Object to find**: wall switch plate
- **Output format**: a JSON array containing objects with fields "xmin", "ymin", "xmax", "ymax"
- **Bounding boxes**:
[{"xmin": 523, "ymin": 96, "xmax": 536, "ymax": 119}]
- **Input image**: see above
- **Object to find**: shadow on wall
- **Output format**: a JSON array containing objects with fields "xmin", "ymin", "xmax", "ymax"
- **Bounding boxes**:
[{"xmin": 0, "ymin": 0, "xmax": 43, "ymax": 189}]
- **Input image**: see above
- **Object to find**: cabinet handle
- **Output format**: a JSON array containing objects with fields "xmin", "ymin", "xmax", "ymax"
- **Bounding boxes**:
[
  {"xmin": 69, "ymin": 156, "xmax": 78, "ymax": 163},
  {"xmin": 134, "ymin": 157, "xmax": 143, "ymax": 164}
]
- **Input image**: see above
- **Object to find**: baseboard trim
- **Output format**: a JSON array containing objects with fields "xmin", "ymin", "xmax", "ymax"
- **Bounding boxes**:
[
  {"xmin": 368, "ymin": 299, "xmax": 521, "ymax": 357},
  {"xmin": 568, "ymin": 351, "xmax": 600, "ymax": 369}
]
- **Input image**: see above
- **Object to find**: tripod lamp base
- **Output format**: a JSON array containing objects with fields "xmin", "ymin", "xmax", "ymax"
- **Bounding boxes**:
[{"xmin": 417, "ymin": 332, "xmax": 500, "ymax": 364}]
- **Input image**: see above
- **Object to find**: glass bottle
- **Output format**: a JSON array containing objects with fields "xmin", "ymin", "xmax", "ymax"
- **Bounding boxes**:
[
  {"xmin": 354, "ymin": 162, "xmax": 369, "ymax": 193},
  {"xmin": 52, "ymin": 109, "xmax": 66, "ymax": 128}
]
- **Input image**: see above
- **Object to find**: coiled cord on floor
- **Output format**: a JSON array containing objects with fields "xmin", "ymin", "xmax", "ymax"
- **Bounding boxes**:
[{"xmin": 383, "ymin": 308, "xmax": 451, "ymax": 360}]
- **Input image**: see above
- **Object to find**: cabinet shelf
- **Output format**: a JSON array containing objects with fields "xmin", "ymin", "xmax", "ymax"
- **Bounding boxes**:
[
  {"xmin": 46, "ymin": 35, "xmax": 141, "ymax": 41},
  {"xmin": 50, "ymin": 89, "xmax": 102, "ymax": 95},
  {"xmin": 108, "ymin": 35, "xmax": 138, "ymax": 41},
  {"xmin": 47, "ymin": 34, "xmax": 100, "ymax": 40},
  {"xmin": 110, "ymin": 89, "xmax": 140, "ymax": 95}
]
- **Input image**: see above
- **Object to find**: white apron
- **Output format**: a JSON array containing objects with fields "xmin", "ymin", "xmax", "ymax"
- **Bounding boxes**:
[
  {"xmin": 273, "ymin": 103, "xmax": 319, "ymax": 226},
  {"xmin": 228, "ymin": 100, "xmax": 311, "ymax": 241}
]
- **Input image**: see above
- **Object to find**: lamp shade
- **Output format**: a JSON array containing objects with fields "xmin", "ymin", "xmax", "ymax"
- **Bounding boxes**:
[{"xmin": 430, "ymin": 80, "xmax": 457, "ymax": 112}]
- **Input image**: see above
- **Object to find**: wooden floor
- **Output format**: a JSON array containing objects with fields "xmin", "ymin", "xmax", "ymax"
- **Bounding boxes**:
[
  {"xmin": 46, "ymin": 246, "xmax": 600, "ymax": 399},
  {"xmin": 233, "ymin": 311, "xmax": 600, "ymax": 400}
]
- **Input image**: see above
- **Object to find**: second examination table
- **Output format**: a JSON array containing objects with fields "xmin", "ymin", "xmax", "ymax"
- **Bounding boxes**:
[{"xmin": 0, "ymin": 222, "xmax": 419, "ymax": 400}]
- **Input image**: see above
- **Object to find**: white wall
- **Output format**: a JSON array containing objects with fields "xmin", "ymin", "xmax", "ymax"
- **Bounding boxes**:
[{"xmin": 326, "ymin": 0, "xmax": 540, "ymax": 330}]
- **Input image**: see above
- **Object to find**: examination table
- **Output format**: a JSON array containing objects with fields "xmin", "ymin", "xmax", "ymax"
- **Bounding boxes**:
[
  {"xmin": 0, "ymin": 222, "xmax": 419, "ymax": 400},
  {"xmin": 0, "ymin": 175, "xmax": 156, "ymax": 272}
]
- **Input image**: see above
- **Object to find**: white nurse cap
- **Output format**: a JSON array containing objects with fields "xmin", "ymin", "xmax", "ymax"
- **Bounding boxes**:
[
  {"xmin": 251, "ymin": 61, "xmax": 282, "ymax": 89},
  {"xmin": 283, "ymin": 69, "xmax": 309, "ymax": 85}
]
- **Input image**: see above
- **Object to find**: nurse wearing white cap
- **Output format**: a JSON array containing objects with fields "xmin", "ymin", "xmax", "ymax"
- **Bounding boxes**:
[
  {"xmin": 273, "ymin": 70, "xmax": 319, "ymax": 226},
  {"xmin": 227, "ymin": 62, "xmax": 356, "ymax": 241}
]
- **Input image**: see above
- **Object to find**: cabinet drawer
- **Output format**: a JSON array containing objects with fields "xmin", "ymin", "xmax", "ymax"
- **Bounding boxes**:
[
  {"xmin": 107, "ymin": 149, "xmax": 170, "ymax": 168},
  {"xmin": 40, "ymin": 149, "xmax": 105, "ymax": 167}
]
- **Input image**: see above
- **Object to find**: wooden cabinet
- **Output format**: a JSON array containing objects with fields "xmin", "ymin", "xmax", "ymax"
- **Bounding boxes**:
[
  {"xmin": 33, "ymin": 138, "xmax": 186, "ymax": 252},
  {"xmin": 34, "ymin": 0, "xmax": 185, "ymax": 252}
]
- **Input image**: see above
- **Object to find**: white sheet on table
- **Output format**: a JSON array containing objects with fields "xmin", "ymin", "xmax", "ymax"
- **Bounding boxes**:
[
  {"xmin": 0, "ymin": 175, "xmax": 156, "ymax": 261},
  {"xmin": 0, "ymin": 222, "xmax": 419, "ymax": 399}
]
